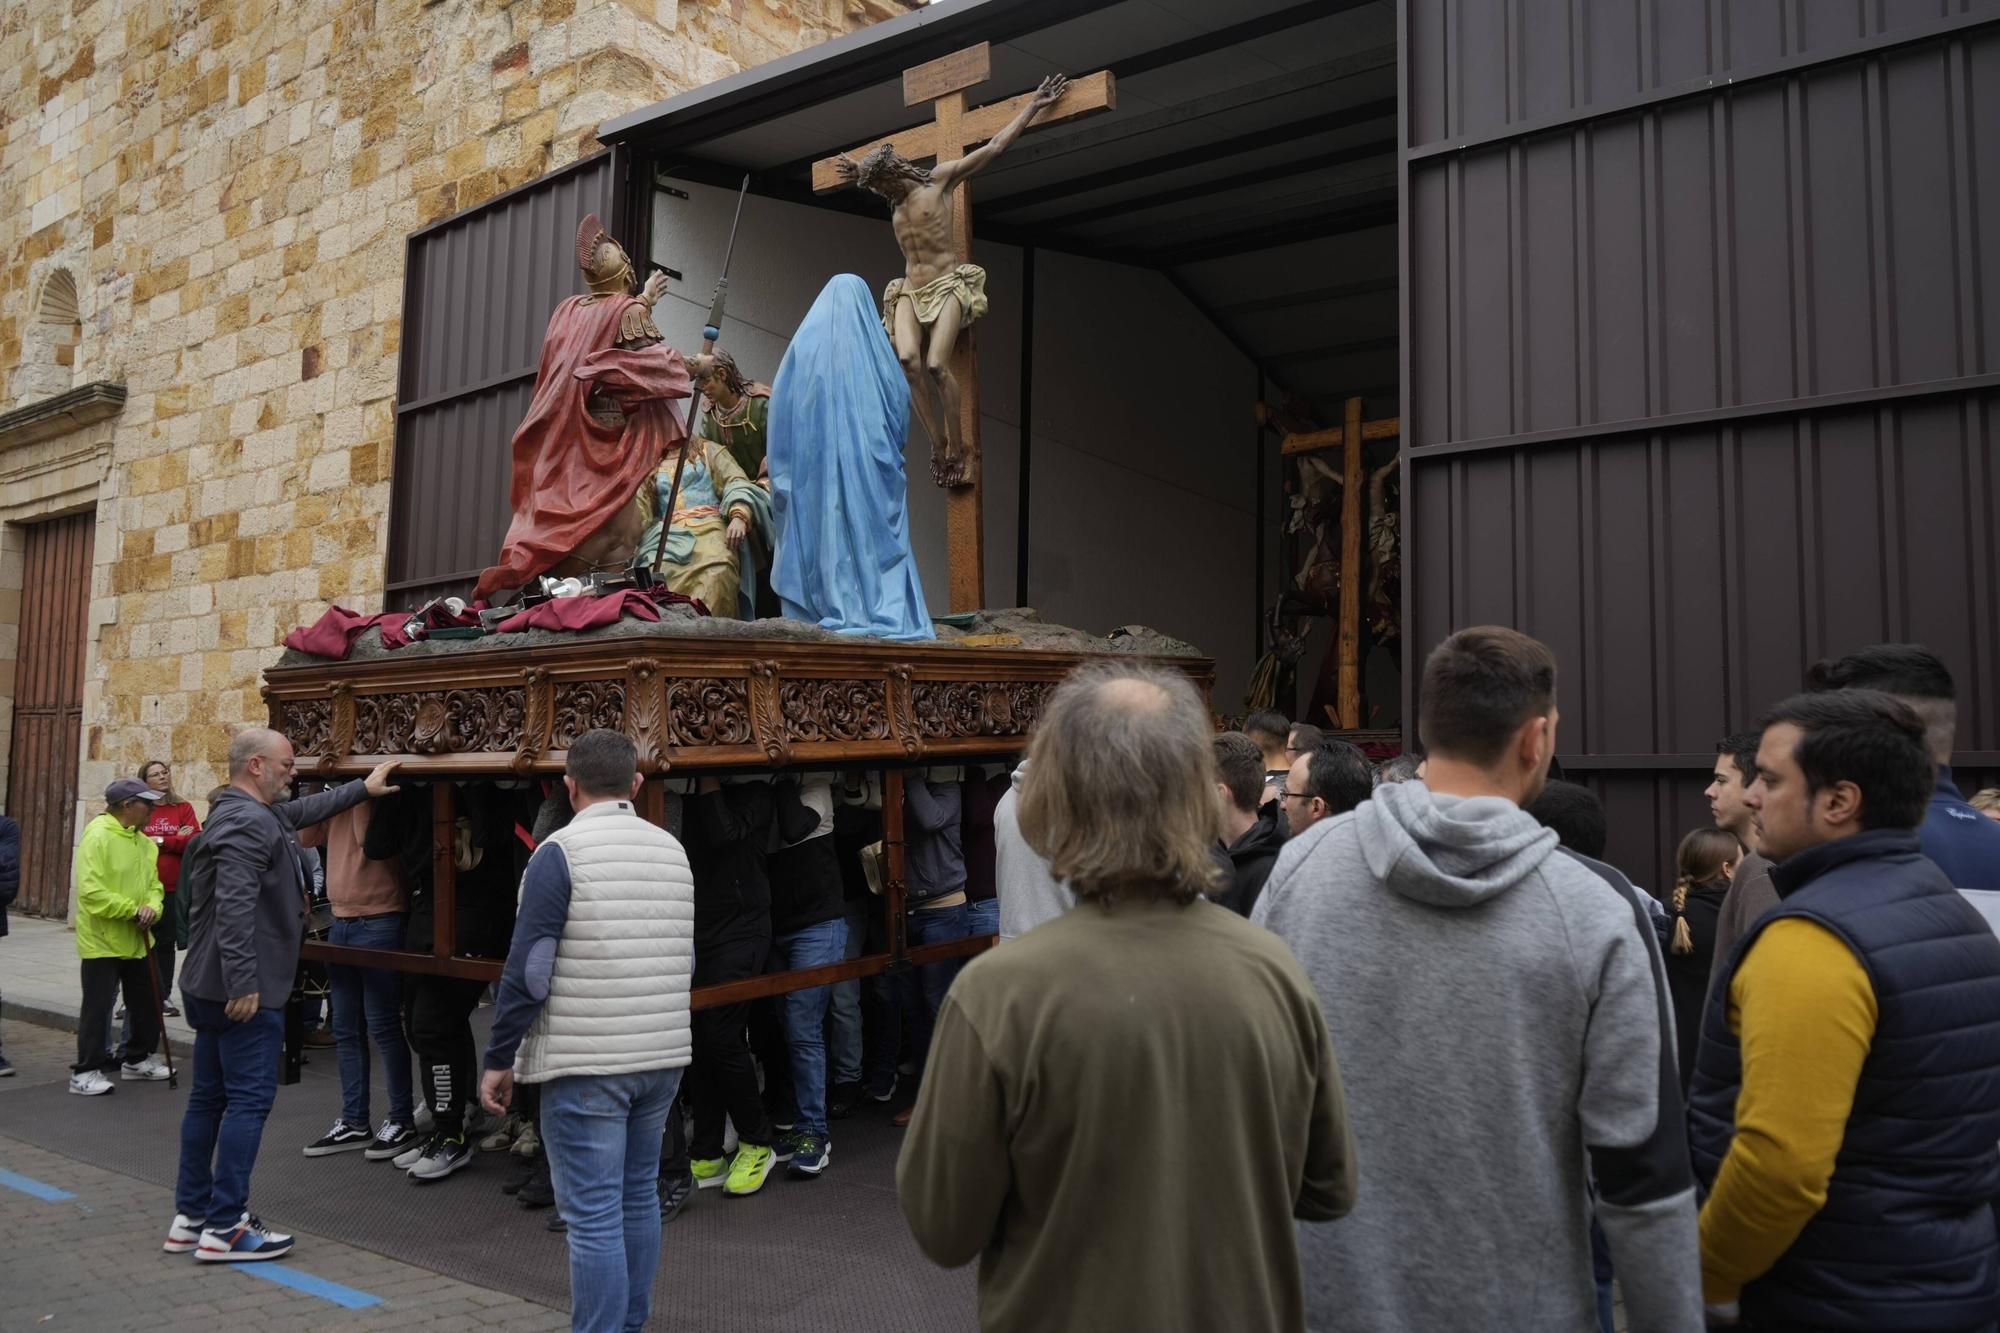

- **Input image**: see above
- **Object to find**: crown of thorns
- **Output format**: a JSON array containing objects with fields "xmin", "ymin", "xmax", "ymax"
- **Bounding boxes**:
[{"xmin": 857, "ymin": 143, "xmax": 931, "ymax": 189}]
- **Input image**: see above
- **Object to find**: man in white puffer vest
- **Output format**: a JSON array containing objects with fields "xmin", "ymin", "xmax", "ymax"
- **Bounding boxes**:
[{"xmin": 479, "ymin": 729, "xmax": 694, "ymax": 1333}]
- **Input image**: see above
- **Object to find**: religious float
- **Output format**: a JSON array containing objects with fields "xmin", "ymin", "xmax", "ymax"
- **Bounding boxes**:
[{"xmin": 265, "ymin": 131, "xmax": 1211, "ymax": 1040}]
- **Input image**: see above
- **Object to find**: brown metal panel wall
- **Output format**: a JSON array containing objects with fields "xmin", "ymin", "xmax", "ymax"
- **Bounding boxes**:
[
  {"xmin": 1401, "ymin": 6, "xmax": 2000, "ymax": 878},
  {"xmin": 385, "ymin": 152, "xmax": 623, "ymax": 609},
  {"xmin": 6, "ymin": 512, "xmax": 94, "ymax": 918}
]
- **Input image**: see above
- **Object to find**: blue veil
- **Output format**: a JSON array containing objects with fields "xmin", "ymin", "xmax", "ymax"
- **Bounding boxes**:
[{"xmin": 767, "ymin": 274, "xmax": 935, "ymax": 641}]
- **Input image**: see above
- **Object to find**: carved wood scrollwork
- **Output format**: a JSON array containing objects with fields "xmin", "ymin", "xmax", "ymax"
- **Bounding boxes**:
[
  {"xmin": 322, "ymin": 682, "xmax": 356, "ymax": 775},
  {"xmin": 624, "ymin": 659, "xmax": 669, "ymax": 773},
  {"xmin": 780, "ymin": 678, "xmax": 891, "ymax": 744},
  {"xmin": 663, "ymin": 677, "xmax": 754, "ymax": 748},
  {"xmin": 908, "ymin": 679, "xmax": 1053, "ymax": 739},
  {"xmin": 911, "ymin": 680, "xmax": 986, "ymax": 738},
  {"xmin": 279, "ymin": 696, "xmax": 333, "ymax": 760},
  {"xmin": 359, "ymin": 687, "xmax": 525, "ymax": 756},
  {"xmin": 998, "ymin": 680, "xmax": 1054, "ymax": 734},
  {"xmin": 513, "ymin": 668, "xmax": 553, "ymax": 775},
  {"xmin": 886, "ymin": 665, "xmax": 922, "ymax": 759},
  {"xmin": 550, "ymin": 679, "xmax": 627, "ymax": 750},
  {"xmin": 745, "ymin": 660, "xmax": 791, "ymax": 765}
]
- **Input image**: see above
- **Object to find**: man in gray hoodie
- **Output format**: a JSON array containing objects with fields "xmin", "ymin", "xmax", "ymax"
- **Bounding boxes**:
[{"xmin": 1255, "ymin": 626, "xmax": 1700, "ymax": 1332}]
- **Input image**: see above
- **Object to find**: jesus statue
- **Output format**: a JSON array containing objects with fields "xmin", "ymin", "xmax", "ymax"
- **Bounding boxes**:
[{"xmin": 831, "ymin": 72, "xmax": 1068, "ymax": 487}]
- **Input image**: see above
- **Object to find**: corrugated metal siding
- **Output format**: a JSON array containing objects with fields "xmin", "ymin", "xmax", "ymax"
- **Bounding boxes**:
[
  {"xmin": 385, "ymin": 152, "xmax": 628, "ymax": 609},
  {"xmin": 5, "ymin": 512, "xmax": 93, "ymax": 918},
  {"xmin": 1401, "ymin": 5, "xmax": 2000, "ymax": 882}
]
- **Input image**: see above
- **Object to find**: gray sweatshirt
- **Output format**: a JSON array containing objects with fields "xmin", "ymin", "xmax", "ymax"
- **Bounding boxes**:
[
  {"xmin": 1254, "ymin": 781, "xmax": 1701, "ymax": 1333},
  {"xmin": 994, "ymin": 761, "xmax": 1073, "ymax": 940}
]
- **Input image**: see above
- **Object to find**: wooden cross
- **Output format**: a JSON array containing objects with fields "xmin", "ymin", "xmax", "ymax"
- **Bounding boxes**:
[
  {"xmin": 813, "ymin": 44, "xmax": 1116, "ymax": 613},
  {"xmin": 1279, "ymin": 397, "xmax": 1400, "ymax": 729}
]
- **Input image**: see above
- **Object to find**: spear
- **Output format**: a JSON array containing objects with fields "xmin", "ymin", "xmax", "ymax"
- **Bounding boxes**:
[{"xmin": 652, "ymin": 175, "xmax": 751, "ymax": 577}]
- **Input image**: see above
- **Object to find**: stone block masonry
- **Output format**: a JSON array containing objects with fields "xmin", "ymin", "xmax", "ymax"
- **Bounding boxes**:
[{"xmin": 0, "ymin": 0, "xmax": 905, "ymax": 851}]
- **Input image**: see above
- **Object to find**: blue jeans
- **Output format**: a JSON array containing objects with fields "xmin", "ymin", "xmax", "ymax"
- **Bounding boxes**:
[
  {"xmin": 774, "ymin": 917, "xmax": 847, "ymax": 1137},
  {"xmin": 825, "ymin": 900, "xmax": 869, "ymax": 1086},
  {"xmin": 328, "ymin": 914, "xmax": 414, "ymax": 1128},
  {"xmin": 904, "ymin": 901, "xmax": 970, "ymax": 1073},
  {"xmin": 175, "ymin": 992, "xmax": 283, "ymax": 1225},
  {"xmin": 1590, "ymin": 1214, "xmax": 1616, "ymax": 1333},
  {"xmin": 966, "ymin": 896, "xmax": 998, "ymax": 938},
  {"xmin": 541, "ymin": 1067, "xmax": 682, "ymax": 1333}
]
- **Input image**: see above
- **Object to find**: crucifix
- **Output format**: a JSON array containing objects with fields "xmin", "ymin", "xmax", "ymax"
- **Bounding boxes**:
[
  {"xmin": 814, "ymin": 44, "xmax": 1116, "ymax": 612},
  {"xmin": 1277, "ymin": 397, "xmax": 1401, "ymax": 729}
]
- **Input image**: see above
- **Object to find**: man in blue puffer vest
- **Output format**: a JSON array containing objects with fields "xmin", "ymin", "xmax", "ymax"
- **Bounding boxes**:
[{"xmin": 1690, "ymin": 689, "xmax": 2000, "ymax": 1330}]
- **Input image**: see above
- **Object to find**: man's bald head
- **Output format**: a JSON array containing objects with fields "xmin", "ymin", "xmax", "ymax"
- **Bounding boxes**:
[
  {"xmin": 1016, "ymin": 662, "xmax": 1224, "ymax": 905},
  {"xmin": 228, "ymin": 727, "xmax": 287, "ymax": 777},
  {"xmin": 229, "ymin": 726, "xmax": 297, "ymax": 805}
]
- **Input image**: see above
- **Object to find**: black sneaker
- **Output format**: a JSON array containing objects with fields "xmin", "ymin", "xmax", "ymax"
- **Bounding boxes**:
[
  {"xmin": 364, "ymin": 1120, "xmax": 419, "ymax": 1162},
  {"xmin": 658, "ymin": 1173, "xmax": 694, "ymax": 1223},
  {"xmin": 0, "ymin": 1056, "xmax": 15, "ymax": 1078},
  {"xmin": 409, "ymin": 1132, "xmax": 471, "ymax": 1182},
  {"xmin": 827, "ymin": 1081, "xmax": 861, "ymax": 1120},
  {"xmin": 866, "ymin": 1073, "xmax": 897, "ymax": 1104},
  {"xmin": 303, "ymin": 1119, "xmax": 372, "ymax": 1157},
  {"xmin": 517, "ymin": 1156, "xmax": 555, "ymax": 1210},
  {"xmin": 786, "ymin": 1132, "xmax": 830, "ymax": 1178},
  {"xmin": 772, "ymin": 1129, "xmax": 802, "ymax": 1163},
  {"xmin": 500, "ymin": 1156, "xmax": 536, "ymax": 1196}
]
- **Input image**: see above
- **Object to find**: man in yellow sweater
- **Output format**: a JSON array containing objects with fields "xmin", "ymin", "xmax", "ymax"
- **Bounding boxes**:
[
  {"xmin": 71, "ymin": 777, "xmax": 170, "ymax": 1096},
  {"xmin": 1689, "ymin": 690, "xmax": 2000, "ymax": 1330}
]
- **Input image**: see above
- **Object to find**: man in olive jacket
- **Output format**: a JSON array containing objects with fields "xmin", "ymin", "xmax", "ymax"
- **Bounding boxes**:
[{"xmin": 169, "ymin": 728, "xmax": 397, "ymax": 1262}]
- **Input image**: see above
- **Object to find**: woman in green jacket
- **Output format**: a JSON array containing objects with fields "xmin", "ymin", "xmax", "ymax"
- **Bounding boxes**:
[{"xmin": 71, "ymin": 777, "xmax": 169, "ymax": 1095}]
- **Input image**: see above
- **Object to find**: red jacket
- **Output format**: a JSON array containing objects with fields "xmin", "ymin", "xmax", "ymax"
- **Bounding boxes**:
[{"xmin": 141, "ymin": 800, "xmax": 201, "ymax": 893}]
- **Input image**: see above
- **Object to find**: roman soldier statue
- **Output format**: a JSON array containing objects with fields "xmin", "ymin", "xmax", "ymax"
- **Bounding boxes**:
[{"xmin": 474, "ymin": 215, "xmax": 691, "ymax": 601}]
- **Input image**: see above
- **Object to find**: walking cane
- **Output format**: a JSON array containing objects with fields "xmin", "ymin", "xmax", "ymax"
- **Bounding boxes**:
[{"xmin": 144, "ymin": 945, "xmax": 178, "ymax": 1090}]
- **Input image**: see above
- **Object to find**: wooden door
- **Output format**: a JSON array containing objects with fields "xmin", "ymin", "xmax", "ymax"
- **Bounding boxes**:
[{"xmin": 6, "ymin": 512, "xmax": 94, "ymax": 918}]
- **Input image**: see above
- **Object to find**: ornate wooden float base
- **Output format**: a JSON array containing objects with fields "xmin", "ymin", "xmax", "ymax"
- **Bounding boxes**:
[
  {"xmin": 264, "ymin": 621, "xmax": 1213, "ymax": 1041},
  {"xmin": 263, "ymin": 626, "xmax": 1215, "ymax": 776}
]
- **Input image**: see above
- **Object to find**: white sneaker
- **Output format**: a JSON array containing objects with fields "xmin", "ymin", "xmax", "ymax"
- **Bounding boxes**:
[
  {"xmin": 195, "ymin": 1212, "xmax": 294, "ymax": 1262},
  {"xmin": 121, "ymin": 1056, "xmax": 171, "ymax": 1081},
  {"xmin": 164, "ymin": 1213, "xmax": 205, "ymax": 1254},
  {"xmin": 69, "ymin": 1070, "xmax": 115, "ymax": 1096}
]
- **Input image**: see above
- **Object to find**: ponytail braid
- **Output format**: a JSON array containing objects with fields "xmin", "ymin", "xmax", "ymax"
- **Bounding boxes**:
[{"xmin": 1670, "ymin": 876, "xmax": 1693, "ymax": 955}]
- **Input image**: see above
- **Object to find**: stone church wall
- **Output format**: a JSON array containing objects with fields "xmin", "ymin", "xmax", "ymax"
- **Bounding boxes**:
[{"xmin": 0, "ymin": 0, "xmax": 902, "ymax": 842}]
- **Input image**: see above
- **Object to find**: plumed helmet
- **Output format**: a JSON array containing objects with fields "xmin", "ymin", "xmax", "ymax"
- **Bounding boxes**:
[{"xmin": 575, "ymin": 213, "xmax": 617, "ymax": 278}]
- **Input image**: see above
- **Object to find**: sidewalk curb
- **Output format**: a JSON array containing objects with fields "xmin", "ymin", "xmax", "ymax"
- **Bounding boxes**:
[{"xmin": 2, "ymin": 998, "xmax": 80, "ymax": 1035}]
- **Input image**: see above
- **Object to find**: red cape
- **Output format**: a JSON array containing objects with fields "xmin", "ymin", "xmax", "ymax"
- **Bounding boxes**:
[{"xmin": 475, "ymin": 295, "xmax": 690, "ymax": 600}]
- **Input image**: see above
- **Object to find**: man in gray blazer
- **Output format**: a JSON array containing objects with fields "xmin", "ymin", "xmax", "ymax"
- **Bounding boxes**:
[{"xmin": 168, "ymin": 727, "xmax": 397, "ymax": 1262}]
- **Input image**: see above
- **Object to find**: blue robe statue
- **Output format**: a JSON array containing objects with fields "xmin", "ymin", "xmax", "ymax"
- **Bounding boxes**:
[{"xmin": 768, "ymin": 274, "xmax": 935, "ymax": 641}]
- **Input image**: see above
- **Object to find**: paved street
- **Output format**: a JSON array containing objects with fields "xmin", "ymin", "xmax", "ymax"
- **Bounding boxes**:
[
  {"xmin": 0, "ymin": 923, "xmax": 975, "ymax": 1332},
  {"xmin": 0, "ymin": 1022, "xmax": 570, "ymax": 1331}
]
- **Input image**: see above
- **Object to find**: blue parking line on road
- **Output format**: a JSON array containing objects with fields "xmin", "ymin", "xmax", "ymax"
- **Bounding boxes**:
[
  {"xmin": 237, "ymin": 1265, "xmax": 383, "ymax": 1310},
  {"xmin": 0, "ymin": 1167, "xmax": 77, "ymax": 1202}
]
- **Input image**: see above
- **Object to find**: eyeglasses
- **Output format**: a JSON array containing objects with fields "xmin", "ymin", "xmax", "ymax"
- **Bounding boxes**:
[{"xmin": 1278, "ymin": 788, "xmax": 1308, "ymax": 802}]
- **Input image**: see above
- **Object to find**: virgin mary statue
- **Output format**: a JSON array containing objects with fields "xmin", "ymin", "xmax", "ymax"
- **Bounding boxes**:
[{"xmin": 767, "ymin": 274, "xmax": 935, "ymax": 641}]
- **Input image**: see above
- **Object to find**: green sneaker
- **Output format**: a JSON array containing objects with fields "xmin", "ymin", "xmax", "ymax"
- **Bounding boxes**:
[
  {"xmin": 723, "ymin": 1143, "xmax": 775, "ymax": 1197},
  {"xmin": 691, "ymin": 1156, "xmax": 729, "ymax": 1191}
]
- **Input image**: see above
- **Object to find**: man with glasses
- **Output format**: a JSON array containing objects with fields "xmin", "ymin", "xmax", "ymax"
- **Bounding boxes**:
[{"xmin": 1281, "ymin": 739, "xmax": 1374, "ymax": 838}]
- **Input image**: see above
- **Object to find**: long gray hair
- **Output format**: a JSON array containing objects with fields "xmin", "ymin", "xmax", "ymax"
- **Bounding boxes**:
[{"xmin": 1016, "ymin": 663, "xmax": 1224, "ymax": 906}]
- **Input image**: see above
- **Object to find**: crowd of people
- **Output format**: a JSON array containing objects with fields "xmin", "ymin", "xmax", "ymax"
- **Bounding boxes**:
[
  {"xmin": 39, "ymin": 627, "xmax": 2000, "ymax": 1329},
  {"xmin": 913, "ymin": 632, "xmax": 2000, "ymax": 1333}
]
